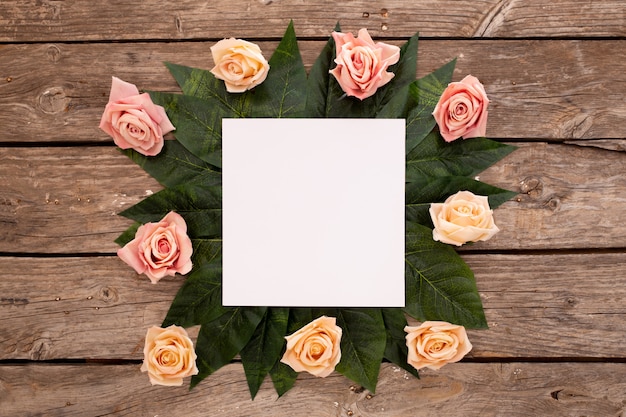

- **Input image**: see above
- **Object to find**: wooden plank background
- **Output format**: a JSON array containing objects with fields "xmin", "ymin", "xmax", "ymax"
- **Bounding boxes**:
[{"xmin": 1, "ymin": 1, "xmax": 625, "ymax": 416}]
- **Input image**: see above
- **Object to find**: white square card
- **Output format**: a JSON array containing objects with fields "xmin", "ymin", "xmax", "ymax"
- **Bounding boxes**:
[{"xmin": 222, "ymin": 118, "xmax": 405, "ymax": 307}]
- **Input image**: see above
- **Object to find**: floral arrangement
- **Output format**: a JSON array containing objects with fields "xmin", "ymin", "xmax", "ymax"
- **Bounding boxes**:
[{"xmin": 100, "ymin": 22, "xmax": 516, "ymax": 397}]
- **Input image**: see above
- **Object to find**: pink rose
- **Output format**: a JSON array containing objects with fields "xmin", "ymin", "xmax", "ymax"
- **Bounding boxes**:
[
  {"xmin": 99, "ymin": 76, "xmax": 175, "ymax": 156},
  {"xmin": 405, "ymin": 321, "xmax": 472, "ymax": 371},
  {"xmin": 433, "ymin": 75, "xmax": 489, "ymax": 142},
  {"xmin": 280, "ymin": 316, "xmax": 342, "ymax": 378},
  {"xmin": 141, "ymin": 325, "xmax": 199, "ymax": 386},
  {"xmin": 210, "ymin": 38, "xmax": 269, "ymax": 93},
  {"xmin": 329, "ymin": 28, "xmax": 400, "ymax": 100},
  {"xmin": 117, "ymin": 211, "xmax": 193, "ymax": 284}
]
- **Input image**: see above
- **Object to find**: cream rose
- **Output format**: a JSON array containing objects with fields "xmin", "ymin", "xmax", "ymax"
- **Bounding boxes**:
[
  {"xmin": 329, "ymin": 28, "xmax": 400, "ymax": 100},
  {"xmin": 280, "ymin": 316, "xmax": 342, "ymax": 377},
  {"xmin": 433, "ymin": 75, "xmax": 489, "ymax": 142},
  {"xmin": 405, "ymin": 321, "xmax": 472, "ymax": 371},
  {"xmin": 99, "ymin": 76, "xmax": 175, "ymax": 156},
  {"xmin": 429, "ymin": 191, "xmax": 500, "ymax": 246},
  {"xmin": 210, "ymin": 38, "xmax": 269, "ymax": 92},
  {"xmin": 141, "ymin": 325, "xmax": 199, "ymax": 386},
  {"xmin": 117, "ymin": 211, "xmax": 193, "ymax": 284}
]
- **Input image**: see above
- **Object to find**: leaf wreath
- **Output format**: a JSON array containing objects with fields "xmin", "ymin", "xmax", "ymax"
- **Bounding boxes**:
[{"xmin": 116, "ymin": 21, "xmax": 516, "ymax": 397}]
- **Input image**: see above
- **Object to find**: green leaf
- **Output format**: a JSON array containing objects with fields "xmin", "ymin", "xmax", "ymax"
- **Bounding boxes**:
[
  {"xmin": 120, "ymin": 140, "xmax": 221, "ymax": 188},
  {"xmin": 240, "ymin": 308, "xmax": 290, "ymax": 399},
  {"xmin": 335, "ymin": 308, "xmax": 387, "ymax": 393},
  {"xmin": 269, "ymin": 359, "xmax": 298, "ymax": 397},
  {"xmin": 304, "ymin": 23, "xmax": 339, "ymax": 118},
  {"xmin": 405, "ymin": 176, "xmax": 518, "ymax": 226},
  {"xmin": 373, "ymin": 32, "xmax": 419, "ymax": 119},
  {"xmin": 114, "ymin": 222, "xmax": 140, "ymax": 247},
  {"xmin": 404, "ymin": 222, "xmax": 487, "ymax": 329},
  {"xmin": 191, "ymin": 307, "xmax": 267, "ymax": 388},
  {"xmin": 118, "ymin": 184, "xmax": 221, "ymax": 239},
  {"xmin": 381, "ymin": 308, "xmax": 419, "ymax": 378},
  {"xmin": 405, "ymin": 59, "xmax": 456, "ymax": 154},
  {"xmin": 244, "ymin": 20, "xmax": 307, "ymax": 118},
  {"xmin": 150, "ymin": 91, "xmax": 226, "ymax": 168},
  {"xmin": 161, "ymin": 239, "xmax": 225, "ymax": 328},
  {"xmin": 406, "ymin": 132, "xmax": 517, "ymax": 182}
]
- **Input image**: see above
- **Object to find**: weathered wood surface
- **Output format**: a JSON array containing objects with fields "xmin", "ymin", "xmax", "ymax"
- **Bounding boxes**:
[
  {"xmin": 2, "ymin": 253, "xmax": 626, "ymax": 361},
  {"xmin": 2, "ymin": 362, "xmax": 626, "ymax": 417},
  {"xmin": 1, "ymin": 0, "xmax": 624, "ymax": 41},
  {"xmin": 2, "ymin": 141, "xmax": 626, "ymax": 254},
  {"xmin": 1, "ymin": 40, "xmax": 625, "ymax": 142},
  {"xmin": 2, "ymin": 0, "xmax": 626, "ymax": 415}
]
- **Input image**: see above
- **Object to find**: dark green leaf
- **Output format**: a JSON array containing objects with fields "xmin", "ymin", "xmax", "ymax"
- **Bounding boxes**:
[
  {"xmin": 190, "ymin": 307, "xmax": 267, "ymax": 388},
  {"xmin": 240, "ymin": 308, "xmax": 290, "ymax": 399},
  {"xmin": 114, "ymin": 222, "xmax": 140, "ymax": 247},
  {"xmin": 118, "ymin": 184, "xmax": 221, "ymax": 239},
  {"xmin": 269, "ymin": 359, "xmax": 298, "ymax": 397},
  {"xmin": 406, "ymin": 132, "xmax": 517, "ymax": 182},
  {"xmin": 150, "ymin": 91, "xmax": 226, "ymax": 168},
  {"xmin": 381, "ymin": 308, "xmax": 419, "ymax": 378},
  {"xmin": 162, "ymin": 239, "xmax": 225, "ymax": 328},
  {"xmin": 373, "ymin": 32, "xmax": 419, "ymax": 119},
  {"xmin": 244, "ymin": 20, "xmax": 307, "ymax": 118},
  {"xmin": 405, "ymin": 59, "xmax": 456, "ymax": 154},
  {"xmin": 163, "ymin": 63, "xmax": 251, "ymax": 118},
  {"xmin": 304, "ymin": 23, "xmax": 339, "ymax": 118},
  {"xmin": 120, "ymin": 140, "xmax": 221, "ymax": 188},
  {"xmin": 404, "ymin": 222, "xmax": 487, "ymax": 329},
  {"xmin": 405, "ymin": 176, "xmax": 518, "ymax": 226},
  {"xmin": 335, "ymin": 308, "xmax": 386, "ymax": 393}
]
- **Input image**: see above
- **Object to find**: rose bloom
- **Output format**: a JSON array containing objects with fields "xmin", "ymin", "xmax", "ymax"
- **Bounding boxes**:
[
  {"xmin": 117, "ymin": 211, "xmax": 193, "ymax": 284},
  {"xmin": 433, "ymin": 75, "xmax": 489, "ymax": 142},
  {"xmin": 405, "ymin": 321, "xmax": 472, "ymax": 371},
  {"xmin": 429, "ymin": 190, "xmax": 500, "ymax": 246},
  {"xmin": 210, "ymin": 38, "xmax": 269, "ymax": 93},
  {"xmin": 141, "ymin": 325, "xmax": 199, "ymax": 386},
  {"xmin": 99, "ymin": 76, "xmax": 175, "ymax": 156},
  {"xmin": 280, "ymin": 316, "xmax": 342, "ymax": 377},
  {"xmin": 330, "ymin": 28, "xmax": 400, "ymax": 100}
]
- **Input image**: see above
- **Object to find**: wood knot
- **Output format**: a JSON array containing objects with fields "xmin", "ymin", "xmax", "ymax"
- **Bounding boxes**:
[
  {"xmin": 545, "ymin": 197, "xmax": 561, "ymax": 212},
  {"xmin": 519, "ymin": 177, "xmax": 543, "ymax": 198},
  {"xmin": 38, "ymin": 87, "xmax": 70, "ymax": 114},
  {"xmin": 46, "ymin": 45, "xmax": 62, "ymax": 62},
  {"xmin": 97, "ymin": 286, "xmax": 119, "ymax": 303},
  {"xmin": 29, "ymin": 337, "xmax": 52, "ymax": 360}
]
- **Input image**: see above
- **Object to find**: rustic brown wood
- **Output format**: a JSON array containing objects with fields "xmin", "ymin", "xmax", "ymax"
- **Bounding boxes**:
[
  {"xmin": 2, "ymin": 252, "xmax": 625, "ymax": 361},
  {"xmin": 1, "ymin": 0, "xmax": 624, "ymax": 42},
  {"xmin": 1, "ymin": 362, "xmax": 625, "ymax": 416},
  {"xmin": 2, "ymin": 0, "xmax": 626, "ymax": 414},
  {"xmin": 1, "ymin": 40, "xmax": 625, "ymax": 143},
  {"xmin": 2, "ymin": 142, "xmax": 626, "ymax": 254}
]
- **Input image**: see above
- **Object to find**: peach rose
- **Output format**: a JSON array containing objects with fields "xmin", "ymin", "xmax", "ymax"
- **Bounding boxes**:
[
  {"xmin": 433, "ymin": 75, "xmax": 489, "ymax": 142},
  {"xmin": 405, "ymin": 321, "xmax": 472, "ymax": 371},
  {"xmin": 141, "ymin": 325, "xmax": 199, "ymax": 386},
  {"xmin": 429, "ymin": 191, "xmax": 500, "ymax": 246},
  {"xmin": 280, "ymin": 316, "xmax": 342, "ymax": 377},
  {"xmin": 210, "ymin": 38, "xmax": 269, "ymax": 92},
  {"xmin": 99, "ymin": 76, "xmax": 175, "ymax": 156},
  {"xmin": 117, "ymin": 211, "xmax": 193, "ymax": 284},
  {"xmin": 330, "ymin": 28, "xmax": 400, "ymax": 100}
]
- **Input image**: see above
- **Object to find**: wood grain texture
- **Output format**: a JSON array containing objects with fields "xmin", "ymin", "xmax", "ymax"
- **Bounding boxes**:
[
  {"xmin": 1, "ymin": 40, "xmax": 624, "ymax": 142},
  {"xmin": 1, "ymin": 0, "xmax": 624, "ymax": 42},
  {"xmin": 2, "ymin": 142, "xmax": 626, "ymax": 254},
  {"xmin": 1, "ymin": 362, "xmax": 625, "ymax": 416},
  {"xmin": 1, "ymin": 253, "xmax": 625, "ymax": 361}
]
